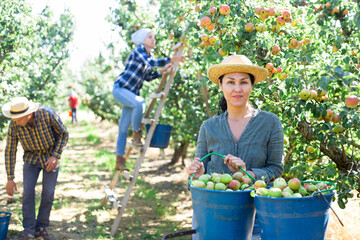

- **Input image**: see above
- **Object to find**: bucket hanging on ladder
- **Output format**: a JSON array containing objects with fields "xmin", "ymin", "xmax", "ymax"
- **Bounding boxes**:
[{"xmin": 145, "ymin": 124, "xmax": 172, "ymax": 148}]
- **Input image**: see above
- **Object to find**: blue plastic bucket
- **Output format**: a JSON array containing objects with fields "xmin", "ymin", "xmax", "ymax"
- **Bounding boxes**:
[
  {"xmin": 254, "ymin": 191, "xmax": 334, "ymax": 240},
  {"xmin": 190, "ymin": 186, "xmax": 255, "ymax": 240},
  {"xmin": 0, "ymin": 205, "xmax": 11, "ymax": 240},
  {"xmin": 145, "ymin": 124, "xmax": 172, "ymax": 148}
]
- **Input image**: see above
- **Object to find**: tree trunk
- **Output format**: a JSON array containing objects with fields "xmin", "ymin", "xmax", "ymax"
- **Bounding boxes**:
[
  {"xmin": 171, "ymin": 140, "xmax": 188, "ymax": 166},
  {"xmin": 297, "ymin": 120, "xmax": 359, "ymax": 173}
]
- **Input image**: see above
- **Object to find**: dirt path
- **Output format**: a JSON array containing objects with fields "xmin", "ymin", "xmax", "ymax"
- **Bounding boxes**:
[
  {"xmin": 1, "ymin": 110, "xmax": 359, "ymax": 240},
  {"xmin": 1, "ymin": 111, "xmax": 193, "ymax": 239}
]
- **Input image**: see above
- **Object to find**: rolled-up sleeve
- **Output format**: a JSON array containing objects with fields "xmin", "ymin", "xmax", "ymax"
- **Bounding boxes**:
[{"xmin": 144, "ymin": 70, "xmax": 162, "ymax": 81}]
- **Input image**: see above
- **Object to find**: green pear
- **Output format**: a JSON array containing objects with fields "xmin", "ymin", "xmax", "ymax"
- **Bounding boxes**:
[
  {"xmin": 215, "ymin": 182, "xmax": 226, "ymax": 191},
  {"xmin": 298, "ymin": 186, "xmax": 308, "ymax": 196},
  {"xmin": 220, "ymin": 174, "xmax": 232, "ymax": 184},
  {"xmin": 282, "ymin": 187, "xmax": 294, "ymax": 195},
  {"xmin": 192, "ymin": 180, "xmax": 205, "ymax": 188},
  {"xmin": 256, "ymin": 187, "xmax": 269, "ymax": 196},
  {"xmin": 199, "ymin": 174, "xmax": 211, "ymax": 184},
  {"xmin": 206, "ymin": 181, "xmax": 215, "ymax": 190},
  {"xmin": 211, "ymin": 173, "xmax": 221, "ymax": 183},
  {"xmin": 292, "ymin": 193, "xmax": 303, "ymax": 198},
  {"xmin": 273, "ymin": 179, "xmax": 287, "ymax": 190},
  {"xmin": 288, "ymin": 178, "xmax": 301, "ymax": 191},
  {"xmin": 240, "ymin": 184, "xmax": 250, "ymax": 190},
  {"xmin": 254, "ymin": 180, "xmax": 267, "ymax": 189},
  {"xmin": 232, "ymin": 172, "xmax": 243, "ymax": 181},
  {"xmin": 282, "ymin": 192, "xmax": 293, "ymax": 198},
  {"xmin": 269, "ymin": 187, "xmax": 283, "ymax": 197}
]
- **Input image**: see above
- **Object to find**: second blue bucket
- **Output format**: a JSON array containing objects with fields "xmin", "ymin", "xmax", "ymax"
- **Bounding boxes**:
[
  {"xmin": 0, "ymin": 205, "xmax": 12, "ymax": 240},
  {"xmin": 145, "ymin": 124, "xmax": 172, "ymax": 148},
  {"xmin": 255, "ymin": 191, "xmax": 334, "ymax": 240},
  {"xmin": 190, "ymin": 186, "xmax": 255, "ymax": 240}
]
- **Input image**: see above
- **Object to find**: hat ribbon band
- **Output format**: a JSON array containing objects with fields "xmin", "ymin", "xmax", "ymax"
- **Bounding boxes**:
[{"xmin": 10, "ymin": 107, "xmax": 29, "ymax": 115}]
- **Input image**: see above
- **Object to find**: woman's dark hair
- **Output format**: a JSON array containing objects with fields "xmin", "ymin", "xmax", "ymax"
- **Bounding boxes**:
[{"xmin": 218, "ymin": 73, "xmax": 255, "ymax": 112}]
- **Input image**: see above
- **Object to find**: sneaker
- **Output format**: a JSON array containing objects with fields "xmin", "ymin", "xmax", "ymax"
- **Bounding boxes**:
[
  {"xmin": 35, "ymin": 228, "xmax": 52, "ymax": 240},
  {"xmin": 15, "ymin": 233, "xmax": 35, "ymax": 240}
]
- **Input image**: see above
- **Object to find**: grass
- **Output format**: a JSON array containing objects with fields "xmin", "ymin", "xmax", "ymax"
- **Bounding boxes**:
[
  {"xmin": 3, "ymin": 117, "xmax": 194, "ymax": 240},
  {"xmin": 86, "ymin": 133, "xmax": 101, "ymax": 145},
  {"xmin": 64, "ymin": 120, "xmax": 191, "ymax": 239},
  {"xmin": 3, "ymin": 116, "xmax": 359, "ymax": 240}
]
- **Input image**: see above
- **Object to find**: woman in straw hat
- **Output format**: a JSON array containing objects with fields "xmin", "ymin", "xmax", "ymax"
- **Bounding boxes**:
[
  {"xmin": 187, "ymin": 55, "xmax": 284, "ymax": 239},
  {"xmin": 188, "ymin": 55, "xmax": 284, "ymax": 181},
  {"xmin": 112, "ymin": 28, "xmax": 185, "ymax": 171}
]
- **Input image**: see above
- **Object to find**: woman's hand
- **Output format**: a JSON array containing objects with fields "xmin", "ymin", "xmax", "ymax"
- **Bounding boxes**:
[
  {"xmin": 224, "ymin": 154, "xmax": 246, "ymax": 173},
  {"xmin": 160, "ymin": 63, "xmax": 173, "ymax": 75},
  {"xmin": 187, "ymin": 157, "xmax": 205, "ymax": 179},
  {"xmin": 170, "ymin": 56, "xmax": 185, "ymax": 63}
]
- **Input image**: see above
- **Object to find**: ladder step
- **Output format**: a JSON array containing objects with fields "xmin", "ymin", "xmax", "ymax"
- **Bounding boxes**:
[
  {"xmin": 127, "ymin": 141, "xmax": 144, "ymax": 152},
  {"xmin": 141, "ymin": 118, "xmax": 155, "ymax": 125},
  {"xmin": 122, "ymin": 171, "xmax": 133, "ymax": 181},
  {"xmin": 164, "ymin": 67, "xmax": 172, "ymax": 74},
  {"xmin": 149, "ymin": 92, "xmax": 164, "ymax": 99},
  {"xmin": 104, "ymin": 187, "xmax": 122, "ymax": 210},
  {"xmin": 171, "ymin": 42, "xmax": 183, "ymax": 51}
]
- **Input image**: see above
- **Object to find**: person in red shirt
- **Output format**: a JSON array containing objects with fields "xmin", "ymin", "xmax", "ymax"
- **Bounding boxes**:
[{"xmin": 68, "ymin": 91, "xmax": 79, "ymax": 124}]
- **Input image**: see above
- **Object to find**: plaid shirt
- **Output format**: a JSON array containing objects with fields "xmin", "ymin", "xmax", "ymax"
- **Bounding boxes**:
[
  {"xmin": 5, "ymin": 106, "xmax": 69, "ymax": 180},
  {"xmin": 115, "ymin": 43, "xmax": 170, "ymax": 95}
]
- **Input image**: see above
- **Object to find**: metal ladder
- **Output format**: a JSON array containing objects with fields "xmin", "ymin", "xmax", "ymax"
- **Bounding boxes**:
[{"xmin": 101, "ymin": 42, "xmax": 185, "ymax": 236}]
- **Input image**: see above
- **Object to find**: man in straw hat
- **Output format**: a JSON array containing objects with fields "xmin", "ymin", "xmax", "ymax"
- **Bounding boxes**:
[
  {"xmin": 2, "ymin": 97, "xmax": 69, "ymax": 240},
  {"xmin": 187, "ymin": 55, "xmax": 283, "ymax": 238}
]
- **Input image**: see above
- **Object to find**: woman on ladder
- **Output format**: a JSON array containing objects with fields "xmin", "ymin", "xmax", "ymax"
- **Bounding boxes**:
[{"xmin": 113, "ymin": 28, "xmax": 184, "ymax": 171}]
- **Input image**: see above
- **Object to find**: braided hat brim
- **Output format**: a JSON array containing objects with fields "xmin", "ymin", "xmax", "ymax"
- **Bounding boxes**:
[
  {"xmin": 2, "ymin": 102, "xmax": 39, "ymax": 118},
  {"xmin": 207, "ymin": 64, "xmax": 268, "ymax": 85}
]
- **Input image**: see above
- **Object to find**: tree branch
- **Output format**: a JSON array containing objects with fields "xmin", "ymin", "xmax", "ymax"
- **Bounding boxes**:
[{"xmin": 297, "ymin": 120, "xmax": 359, "ymax": 173}]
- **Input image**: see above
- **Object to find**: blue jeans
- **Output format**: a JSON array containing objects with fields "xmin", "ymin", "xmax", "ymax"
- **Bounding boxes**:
[
  {"xmin": 22, "ymin": 161, "xmax": 59, "ymax": 235},
  {"xmin": 112, "ymin": 84, "xmax": 145, "ymax": 155}
]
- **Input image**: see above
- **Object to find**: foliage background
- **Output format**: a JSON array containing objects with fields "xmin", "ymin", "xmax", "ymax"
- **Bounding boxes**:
[
  {"xmin": 1, "ymin": 0, "xmax": 359, "ymax": 208},
  {"xmin": 0, "ymin": 0, "xmax": 74, "ymax": 136},
  {"xmin": 81, "ymin": 0, "xmax": 360, "ymax": 208}
]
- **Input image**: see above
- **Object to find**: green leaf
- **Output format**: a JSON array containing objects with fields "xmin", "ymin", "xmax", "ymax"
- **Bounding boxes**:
[
  {"xmin": 334, "ymin": 66, "xmax": 344, "ymax": 78},
  {"xmin": 304, "ymin": 55, "xmax": 312, "ymax": 63},
  {"xmin": 326, "ymin": 165, "xmax": 336, "ymax": 177},
  {"xmin": 337, "ymin": 198, "xmax": 345, "ymax": 209},
  {"xmin": 355, "ymin": 14, "xmax": 360, "ymax": 28},
  {"xmin": 356, "ymin": 130, "xmax": 360, "ymax": 139},
  {"xmin": 218, "ymin": 15, "xmax": 225, "ymax": 24}
]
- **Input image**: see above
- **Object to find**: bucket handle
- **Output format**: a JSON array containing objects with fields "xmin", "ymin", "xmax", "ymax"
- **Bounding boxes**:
[
  {"xmin": 189, "ymin": 152, "xmax": 256, "ymax": 184},
  {"xmin": 301, "ymin": 180, "xmax": 336, "ymax": 194},
  {"xmin": 0, "ymin": 205, "xmax": 12, "ymax": 214},
  {"xmin": 313, "ymin": 188, "xmax": 344, "ymax": 227}
]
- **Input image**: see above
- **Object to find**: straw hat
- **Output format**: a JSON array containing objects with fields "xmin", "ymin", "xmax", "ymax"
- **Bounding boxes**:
[
  {"xmin": 2, "ymin": 97, "xmax": 39, "ymax": 118},
  {"xmin": 207, "ymin": 55, "xmax": 268, "ymax": 85}
]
